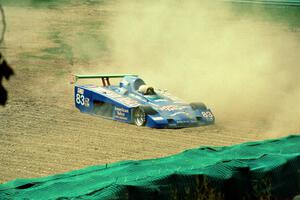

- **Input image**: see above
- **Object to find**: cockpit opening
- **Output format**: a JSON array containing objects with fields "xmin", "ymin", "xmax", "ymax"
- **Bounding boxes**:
[{"xmin": 138, "ymin": 85, "xmax": 156, "ymax": 95}]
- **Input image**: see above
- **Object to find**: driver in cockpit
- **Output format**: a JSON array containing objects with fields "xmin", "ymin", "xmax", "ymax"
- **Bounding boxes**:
[{"xmin": 138, "ymin": 85, "xmax": 156, "ymax": 95}]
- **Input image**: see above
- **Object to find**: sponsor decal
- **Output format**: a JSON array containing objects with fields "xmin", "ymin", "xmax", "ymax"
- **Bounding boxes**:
[
  {"xmin": 160, "ymin": 105, "xmax": 178, "ymax": 111},
  {"xmin": 115, "ymin": 107, "xmax": 129, "ymax": 120},
  {"xmin": 115, "ymin": 107, "xmax": 129, "ymax": 116},
  {"xmin": 114, "ymin": 107, "xmax": 129, "ymax": 120},
  {"xmin": 160, "ymin": 105, "xmax": 188, "ymax": 111},
  {"xmin": 176, "ymin": 119, "xmax": 196, "ymax": 124}
]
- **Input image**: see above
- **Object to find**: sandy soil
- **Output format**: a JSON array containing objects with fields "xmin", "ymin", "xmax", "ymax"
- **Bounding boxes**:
[{"xmin": 0, "ymin": 1, "xmax": 299, "ymax": 183}]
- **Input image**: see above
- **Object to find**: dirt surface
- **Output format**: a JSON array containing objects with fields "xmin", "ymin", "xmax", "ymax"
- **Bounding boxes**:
[{"xmin": 0, "ymin": 1, "xmax": 299, "ymax": 183}]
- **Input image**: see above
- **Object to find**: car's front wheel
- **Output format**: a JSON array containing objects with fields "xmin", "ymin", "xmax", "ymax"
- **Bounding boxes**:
[{"xmin": 133, "ymin": 107, "xmax": 146, "ymax": 126}]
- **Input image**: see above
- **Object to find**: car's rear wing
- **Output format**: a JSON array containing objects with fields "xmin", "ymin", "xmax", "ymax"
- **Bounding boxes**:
[{"xmin": 70, "ymin": 74, "xmax": 138, "ymax": 86}]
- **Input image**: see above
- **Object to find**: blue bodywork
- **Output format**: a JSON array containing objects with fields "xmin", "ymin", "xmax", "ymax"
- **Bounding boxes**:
[{"xmin": 74, "ymin": 75, "xmax": 214, "ymax": 128}]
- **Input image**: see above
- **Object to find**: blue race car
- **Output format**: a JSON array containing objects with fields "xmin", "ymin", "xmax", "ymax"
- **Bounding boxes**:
[{"xmin": 71, "ymin": 74, "xmax": 214, "ymax": 128}]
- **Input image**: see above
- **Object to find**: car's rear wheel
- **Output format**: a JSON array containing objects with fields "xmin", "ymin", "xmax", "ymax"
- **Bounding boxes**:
[{"xmin": 133, "ymin": 107, "xmax": 146, "ymax": 126}]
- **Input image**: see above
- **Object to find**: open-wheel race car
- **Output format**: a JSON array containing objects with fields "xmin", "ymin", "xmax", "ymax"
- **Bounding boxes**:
[{"xmin": 71, "ymin": 74, "xmax": 215, "ymax": 128}]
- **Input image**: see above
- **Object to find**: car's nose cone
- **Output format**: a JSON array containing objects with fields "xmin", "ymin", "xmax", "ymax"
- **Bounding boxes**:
[{"xmin": 166, "ymin": 112, "xmax": 197, "ymax": 128}]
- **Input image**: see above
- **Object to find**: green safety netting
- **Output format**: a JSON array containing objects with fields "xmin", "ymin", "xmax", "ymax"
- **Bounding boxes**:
[
  {"xmin": 225, "ymin": 0, "xmax": 300, "ymax": 6},
  {"xmin": 1, "ymin": 135, "xmax": 300, "ymax": 199}
]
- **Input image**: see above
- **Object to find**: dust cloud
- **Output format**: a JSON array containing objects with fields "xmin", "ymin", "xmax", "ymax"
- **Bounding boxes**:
[{"xmin": 106, "ymin": 0, "xmax": 300, "ymax": 134}]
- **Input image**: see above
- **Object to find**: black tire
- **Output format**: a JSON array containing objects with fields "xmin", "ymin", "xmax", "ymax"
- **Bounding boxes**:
[
  {"xmin": 133, "ymin": 107, "xmax": 146, "ymax": 126},
  {"xmin": 190, "ymin": 102, "xmax": 207, "ymax": 110}
]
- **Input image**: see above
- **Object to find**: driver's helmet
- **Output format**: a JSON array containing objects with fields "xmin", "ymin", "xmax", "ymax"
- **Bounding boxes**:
[{"xmin": 138, "ymin": 85, "xmax": 156, "ymax": 95}]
